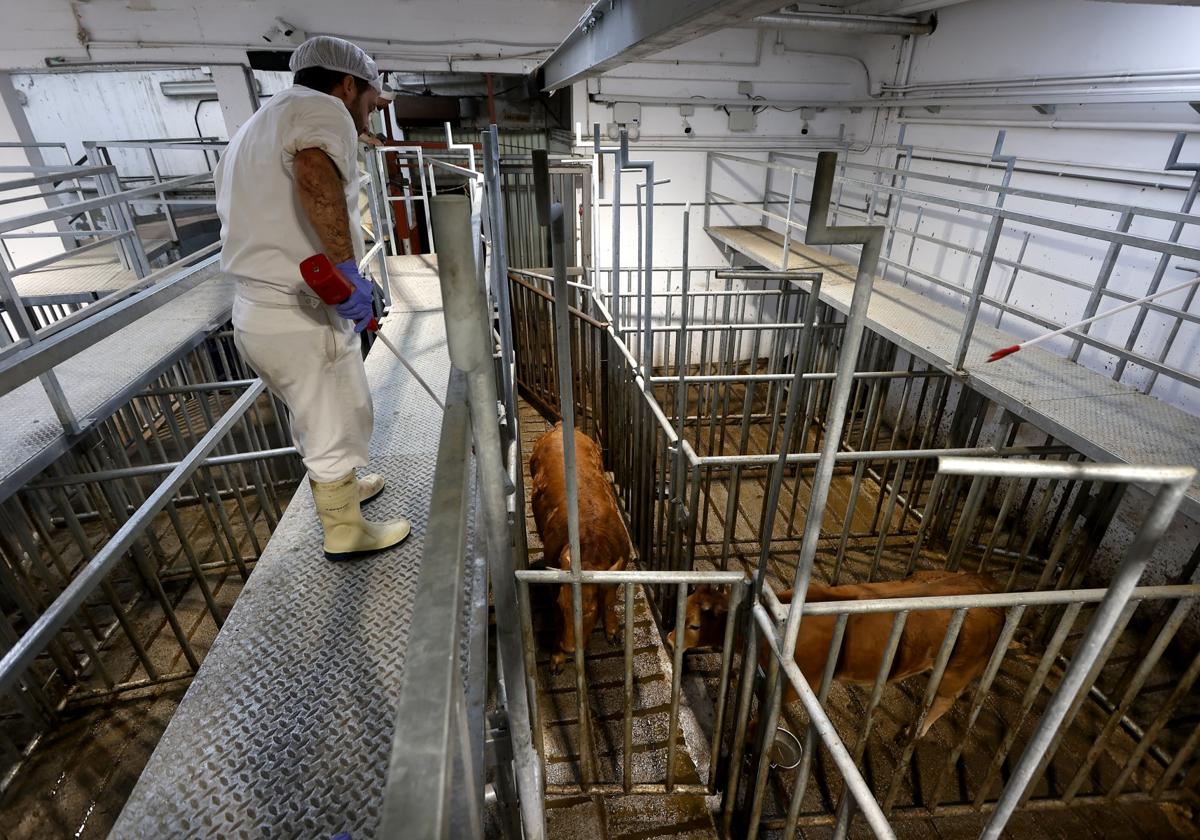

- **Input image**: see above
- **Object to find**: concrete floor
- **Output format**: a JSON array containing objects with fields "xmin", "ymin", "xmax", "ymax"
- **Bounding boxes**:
[{"xmin": 519, "ymin": 401, "xmax": 721, "ymax": 840}]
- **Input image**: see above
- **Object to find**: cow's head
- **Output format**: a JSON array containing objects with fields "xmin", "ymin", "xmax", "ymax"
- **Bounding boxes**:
[{"xmin": 667, "ymin": 584, "xmax": 731, "ymax": 654}]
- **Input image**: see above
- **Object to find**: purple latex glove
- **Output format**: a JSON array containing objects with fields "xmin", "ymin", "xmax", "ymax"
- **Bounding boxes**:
[{"xmin": 334, "ymin": 259, "xmax": 374, "ymax": 332}]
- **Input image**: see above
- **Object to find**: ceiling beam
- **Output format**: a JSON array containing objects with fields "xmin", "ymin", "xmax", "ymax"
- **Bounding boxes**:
[{"xmin": 537, "ymin": 0, "xmax": 788, "ymax": 92}]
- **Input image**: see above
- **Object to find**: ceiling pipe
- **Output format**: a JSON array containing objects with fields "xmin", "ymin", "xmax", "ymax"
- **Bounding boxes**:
[
  {"xmin": 899, "ymin": 116, "xmax": 1200, "ymax": 134},
  {"xmin": 754, "ymin": 11, "xmax": 935, "ymax": 36}
]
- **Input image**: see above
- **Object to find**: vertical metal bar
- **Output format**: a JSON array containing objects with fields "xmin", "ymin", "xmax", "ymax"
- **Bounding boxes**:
[
  {"xmin": 881, "ymin": 607, "xmax": 968, "ymax": 812},
  {"xmin": 761, "ymin": 151, "xmax": 773, "ymax": 229},
  {"xmin": 781, "ymin": 170, "xmax": 798, "ymax": 270},
  {"xmin": 1152, "ymin": 716, "xmax": 1200, "ymax": 798},
  {"xmin": 829, "ymin": 609, "xmax": 910, "ymax": 840},
  {"xmin": 708, "ymin": 578, "xmax": 745, "ymax": 793},
  {"xmin": 622, "ymin": 581, "xmax": 634, "ymax": 793},
  {"xmin": 1108, "ymin": 642, "xmax": 1200, "ymax": 799},
  {"xmin": 1063, "ymin": 595, "xmax": 1195, "ymax": 801},
  {"xmin": 535, "ymin": 152, "xmax": 596, "ymax": 788},
  {"xmin": 145, "ymin": 147, "xmax": 179, "ymax": 245},
  {"xmin": 665, "ymin": 580, "xmax": 688, "ymax": 790},
  {"xmin": 954, "ymin": 215, "xmax": 1003, "ymax": 370},
  {"xmin": 722, "ymin": 607, "xmax": 760, "ymax": 837},
  {"xmin": 774, "ymin": 148, "xmax": 884, "ymax": 658},
  {"xmin": 994, "ymin": 231, "xmax": 1031, "ymax": 328},
  {"xmin": 983, "ymin": 472, "xmax": 1190, "ymax": 837},
  {"xmin": 927, "ymin": 604, "xmax": 1026, "ymax": 810},
  {"xmin": 431, "ymin": 195, "xmax": 544, "ymax": 837},
  {"xmin": 1068, "ymin": 209, "xmax": 1133, "ymax": 362},
  {"xmin": 1115, "ymin": 136, "xmax": 1200, "ymax": 385},
  {"xmin": 1144, "ymin": 278, "xmax": 1200, "ymax": 393},
  {"xmin": 782, "ymin": 611, "xmax": 849, "ymax": 833}
]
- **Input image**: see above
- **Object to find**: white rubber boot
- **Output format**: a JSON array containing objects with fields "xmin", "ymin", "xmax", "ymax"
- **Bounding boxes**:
[
  {"xmin": 311, "ymin": 471, "xmax": 410, "ymax": 562},
  {"xmin": 358, "ymin": 472, "xmax": 385, "ymax": 505}
]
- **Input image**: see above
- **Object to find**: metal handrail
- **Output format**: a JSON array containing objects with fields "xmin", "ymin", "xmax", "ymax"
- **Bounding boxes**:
[
  {"xmin": 380, "ymin": 369, "xmax": 477, "ymax": 838},
  {"xmin": 705, "ymin": 136, "xmax": 1200, "ymax": 391},
  {"xmin": 0, "ymin": 171, "xmax": 212, "ymax": 236},
  {"xmin": 0, "ymin": 380, "xmax": 267, "ymax": 698},
  {"xmin": 0, "ymin": 250, "xmax": 220, "ymax": 398},
  {"xmin": 709, "ymin": 151, "xmax": 1200, "ymax": 262}
]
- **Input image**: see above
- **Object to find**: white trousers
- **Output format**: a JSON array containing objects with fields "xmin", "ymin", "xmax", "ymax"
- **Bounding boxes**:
[{"xmin": 233, "ymin": 295, "xmax": 373, "ymax": 483}]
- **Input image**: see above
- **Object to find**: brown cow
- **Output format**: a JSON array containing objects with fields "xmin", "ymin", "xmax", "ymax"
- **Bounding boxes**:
[
  {"xmin": 530, "ymin": 423, "xmax": 630, "ymax": 673},
  {"xmin": 667, "ymin": 570, "xmax": 1004, "ymax": 737}
]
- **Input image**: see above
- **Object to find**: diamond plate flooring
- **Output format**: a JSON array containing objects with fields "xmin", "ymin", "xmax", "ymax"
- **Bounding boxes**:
[
  {"xmin": 13, "ymin": 250, "xmax": 135, "ymax": 301},
  {"xmin": 111, "ymin": 261, "xmax": 451, "ymax": 839},
  {"xmin": 707, "ymin": 225, "xmax": 1200, "ymax": 515}
]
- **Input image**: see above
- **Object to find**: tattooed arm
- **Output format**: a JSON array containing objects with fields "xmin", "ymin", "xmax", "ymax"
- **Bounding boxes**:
[{"xmin": 293, "ymin": 147, "xmax": 353, "ymax": 263}]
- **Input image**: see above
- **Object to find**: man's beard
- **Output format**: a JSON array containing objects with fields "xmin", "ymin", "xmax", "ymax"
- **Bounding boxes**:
[{"xmin": 350, "ymin": 93, "xmax": 369, "ymax": 133}]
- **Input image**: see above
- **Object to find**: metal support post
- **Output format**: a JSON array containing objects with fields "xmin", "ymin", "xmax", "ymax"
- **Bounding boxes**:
[
  {"xmin": 483, "ymin": 126, "xmax": 518, "ymax": 433},
  {"xmin": 0, "ymin": 257, "xmax": 79, "ymax": 432},
  {"xmin": 953, "ymin": 133, "xmax": 1016, "ymax": 369},
  {"xmin": 761, "ymin": 151, "xmax": 773, "ymax": 228},
  {"xmin": 617, "ymin": 131, "xmax": 655, "ymax": 387},
  {"xmin": 1068, "ymin": 209, "xmax": 1134, "ymax": 362},
  {"xmin": 532, "ymin": 148, "xmax": 597, "ymax": 787},
  {"xmin": 781, "ymin": 170, "xmax": 797, "ymax": 270},
  {"xmin": 430, "ymin": 194, "xmax": 545, "ymax": 839},
  {"xmin": 144, "ymin": 147, "xmax": 179, "ymax": 245},
  {"xmin": 958, "ymin": 458, "xmax": 1197, "ymax": 839},
  {"xmin": 1117, "ymin": 132, "xmax": 1200, "ymax": 389},
  {"xmin": 744, "ymin": 150, "xmax": 885, "ymax": 838}
]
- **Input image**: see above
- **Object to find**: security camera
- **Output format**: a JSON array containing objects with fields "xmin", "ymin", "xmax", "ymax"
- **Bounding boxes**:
[
  {"xmin": 800, "ymin": 120, "xmax": 810, "ymax": 136},
  {"xmin": 682, "ymin": 118, "xmax": 693, "ymax": 137},
  {"xmin": 263, "ymin": 18, "xmax": 306, "ymax": 46}
]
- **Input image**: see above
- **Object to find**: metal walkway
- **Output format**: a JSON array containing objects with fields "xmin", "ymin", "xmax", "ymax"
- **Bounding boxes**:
[
  {"xmin": 0, "ymin": 256, "xmax": 230, "ymax": 498},
  {"xmin": 111, "ymin": 256, "xmax": 456, "ymax": 839},
  {"xmin": 708, "ymin": 224, "xmax": 1200, "ymax": 516},
  {"xmin": 13, "ymin": 251, "xmax": 137, "ymax": 304},
  {"xmin": 10, "ymin": 214, "xmax": 218, "ymax": 305}
]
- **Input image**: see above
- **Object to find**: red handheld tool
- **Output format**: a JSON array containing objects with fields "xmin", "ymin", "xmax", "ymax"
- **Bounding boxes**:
[
  {"xmin": 300, "ymin": 253, "xmax": 379, "ymax": 331},
  {"xmin": 297, "ymin": 253, "xmax": 446, "ymax": 410}
]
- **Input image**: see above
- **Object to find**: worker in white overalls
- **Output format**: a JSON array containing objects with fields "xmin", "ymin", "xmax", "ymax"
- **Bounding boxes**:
[{"xmin": 214, "ymin": 36, "xmax": 410, "ymax": 561}]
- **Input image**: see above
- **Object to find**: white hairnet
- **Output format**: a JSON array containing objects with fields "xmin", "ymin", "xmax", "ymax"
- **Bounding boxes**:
[{"xmin": 289, "ymin": 35, "xmax": 382, "ymax": 93}]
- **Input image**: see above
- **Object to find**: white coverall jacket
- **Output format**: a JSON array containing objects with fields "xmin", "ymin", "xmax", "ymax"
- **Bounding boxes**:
[{"xmin": 214, "ymin": 85, "xmax": 373, "ymax": 483}]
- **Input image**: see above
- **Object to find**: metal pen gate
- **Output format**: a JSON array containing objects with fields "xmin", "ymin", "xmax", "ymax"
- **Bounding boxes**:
[{"xmin": 377, "ymin": 121, "xmax": 1200, "ymax": 839}]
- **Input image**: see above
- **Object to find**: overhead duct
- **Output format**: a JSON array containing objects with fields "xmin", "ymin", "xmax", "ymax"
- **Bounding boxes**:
[{"xmin": 754, "ymin": 11, "xmax": 935, "ymax": 35}]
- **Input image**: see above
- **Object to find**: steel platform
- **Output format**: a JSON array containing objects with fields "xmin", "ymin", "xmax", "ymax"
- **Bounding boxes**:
[
  {"xmin": 0, "ymin": 257, "xmax": 231, "ymax": 500},
  {"xmin": 10, "ymin": 213, "xmax": 218, "ymax": 305},
  {"xmin": 13, "ymin": 250, "xmax": 137, "ymax": 305},
  {"xmin": 708, "ymin": 224, "xmax": 1200, "ymax": 515},
  {"xmin": 112, "ymin": 256, "xmax": 457, "ymax": 839}
]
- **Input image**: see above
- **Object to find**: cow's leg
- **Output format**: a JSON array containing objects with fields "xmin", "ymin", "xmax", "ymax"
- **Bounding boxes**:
[
  {"xmin": 917, "ymin": 662, "xmax": 980, "ymax": 738},
  {"xmin": 603, "ymin": 584, "xmax": 621, "ymax": 644}
]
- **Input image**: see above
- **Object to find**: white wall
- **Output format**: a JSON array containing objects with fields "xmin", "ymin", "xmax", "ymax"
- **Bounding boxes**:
[
  {"xmin": 578, "ymin": 25, "xmax": 903, "ymax": 345},
  {"xmin": 854, "ymin": 0, "xmax": 1200, "ymax": 414},
  {"xmin": 0, "ymin": 0, "xmax": 579, "ymax": 73},
  {"xmin": 568, "ymin": 0, "xmax": 1200, "ymax": 413}
]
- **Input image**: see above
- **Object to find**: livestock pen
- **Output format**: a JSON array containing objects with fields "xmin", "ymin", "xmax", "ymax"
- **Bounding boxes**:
[{"xmin": 487, "ymin": 136, "xmax": 1200, "ymax": 838}]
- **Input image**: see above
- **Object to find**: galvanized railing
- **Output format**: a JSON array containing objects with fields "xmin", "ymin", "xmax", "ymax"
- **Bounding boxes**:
[
  {"xmin": 0, "ymin": 333, "xmax": 301, "ymax": 795},
  {"xmin": 379, "ymin": 127, "xmax": 547, "ymax": 839},
  {"xmin": 703, "ymin": 130, "xmax": 1200, "ymax": 404},
  {"xmin": 83, "ymin": 138, "xmax": 224, "ymax": 253},
  {"xmin": 499, "ymin": 130, "xmax": 1200, "ymax": 837},
  {"xmin": 365, "ymin": 117, "xmax": 1200, "ymax": 836}
]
